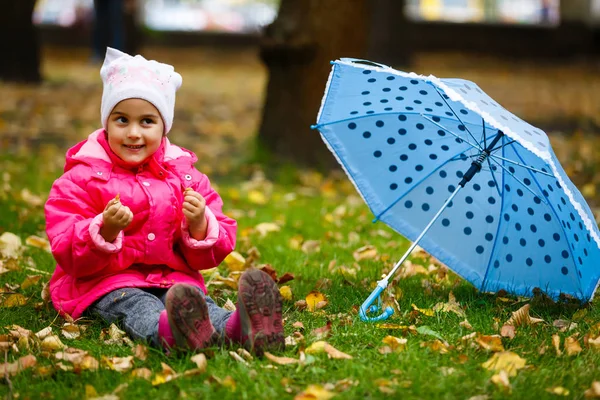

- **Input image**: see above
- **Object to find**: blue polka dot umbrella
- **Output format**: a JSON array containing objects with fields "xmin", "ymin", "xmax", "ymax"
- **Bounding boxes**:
[{"xmin": 311, "ymin": 58, "xmax": 600, "ymax": 322}]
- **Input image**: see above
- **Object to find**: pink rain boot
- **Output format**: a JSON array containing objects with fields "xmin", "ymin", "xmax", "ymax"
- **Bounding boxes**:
[{"xmin": 165, "ymin": 283, "xmax": 219, "ymax": 350}]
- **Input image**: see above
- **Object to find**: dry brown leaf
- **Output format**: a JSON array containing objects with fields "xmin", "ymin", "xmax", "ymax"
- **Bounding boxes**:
[
  {"xmin": 222, "ymin": 298, "xmax": 236, "ymax": 312},
  {"xmin": 433, "ymin": 292, "xmax": 465, "ymax": 318},
  {"xmin": 102, "ymin": 356, "xmax": 134, "ymax": 372},
  {"xmin": 236, "ymin": 348, "xmax": 253, "ymax": 362},
  {"xmin": 301, "ymin": 240, "xmax": 321, "ymax": 254},
  {"xmin": 584, "ymin": 381, "xmax": 600, "ymax": 398},
  {"xmin": 420, "ymin": 340, "xmax": 449, "ymax": 354},
  {"xmin": 61, "ymin": 323, "xmax": 83, "ymax": 340},
  {"xmin": 490, "ymin": 370, "xmax": 511, "ymax": 393},
  {"xmin": 500, "ymin": 325, "xmax": 516, "ymax": 339},
  {"xmin": 587, "ymin": 336, "xmax": 600, "ymax": 349},
  {"xmin": 481, "ymin": 351, "xmax": 527, "ymax": 377},
  {"xmin": 323, "ymin": 342, "xmax": 353, "ymax": 359},
  {"xmin": 292, "ymin": 321, "xmax": 305, "ymax": 330},
  {"xmin": 0, "ymin": 232, "xmax": 23, "ymax": 259},
  {"xmin": 229, "ymin": 351, "xmax": 249, "ymax": 366},
  {"xmin": 0, "ymin": 354, "xmax": 36, "ymax": 376},
  {"xmin": 311, "ymin": 321, "xmax": 332, "ymax": 340},
  {"xmin": 553, "ymin": 319, "xmax": 577, "ymax": 332},
  {"xmin": 190, "ymin": 353, "xmax": 207, "ymax": 372},
  {"xmin": 55, "ymin": 347, "xmax": 88, "ymax": 364},
  {"xmin": 133, "ymin": 344, "xmax": 148, "ymax": 361},
  {"xmin": 504, "ymin": 304, "xmax": 544, "ymax": 327},
  {"xmin": 460, "ymin": 319, "xmax": 473, "ymax": 330},
  {"xmin": 353, "ymin": 245, "xmax": 378, "ymax": 261},
  {"xmin": 306, "ymin": 291, "xmax": 327, "ymax": 312},
  {"xmin": 35, "ymin": 326, "xmax": 53, "ymax": 340},
  {"xmin": 294, "ymin": 300, "xmax": 307, "ymax": 311},
  {"xmin": 255, "ymin": 222, "xmax": 280, "ymax": 237},
  {"xmin": 264, "ymin": 352, "xmax": 298, "ymax": 365},
  {"xmin": 131, "ymin": 368, "xmax": 152, "ymax": 381},
  {"xmin": 565, "ymin": 336, "xmax": 583, "ymax": 356},
  {"xmin": 552, "ymin": 334, "xmax": 562, "ymax": 356}
]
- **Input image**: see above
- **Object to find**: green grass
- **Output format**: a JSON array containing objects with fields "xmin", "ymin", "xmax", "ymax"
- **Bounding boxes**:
[{"xmin": 0, "ymin": 154, "xmax": 599, "ymax": 400}]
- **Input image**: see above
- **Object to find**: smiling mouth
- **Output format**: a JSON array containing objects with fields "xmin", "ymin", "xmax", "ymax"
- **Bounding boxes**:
[{"xmin": 124, "ymin": 145, "xmax": 145, "ymax": 149}]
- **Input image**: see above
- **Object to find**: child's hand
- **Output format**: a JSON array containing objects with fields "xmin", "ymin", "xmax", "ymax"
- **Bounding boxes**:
[
  {"xmin": 183, "ymin": 188, "xmax": 207, "ymax": 240},
  {"xmin": 100, "ymin": 195, "xmax": 133, "ymax": 243}
]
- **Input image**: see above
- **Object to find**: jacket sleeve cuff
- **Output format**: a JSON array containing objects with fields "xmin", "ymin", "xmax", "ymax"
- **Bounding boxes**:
[
  {"xmin": 181, "ymin": 207, "xmax": 219, "ymax": 249},
  {"xmin": 88, "ymin": 214, "xmax": 123, "ymax": 253}
]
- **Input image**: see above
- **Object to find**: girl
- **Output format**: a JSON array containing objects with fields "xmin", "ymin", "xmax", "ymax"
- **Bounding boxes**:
[{"xmin": 44, "ymin": 47, "xmax": 284, "ymax": 354}]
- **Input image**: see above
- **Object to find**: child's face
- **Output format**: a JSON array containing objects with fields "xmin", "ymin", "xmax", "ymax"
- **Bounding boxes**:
[{"xmin": 106, "ymin": 98, "xmax": 165, "ymax": 166}]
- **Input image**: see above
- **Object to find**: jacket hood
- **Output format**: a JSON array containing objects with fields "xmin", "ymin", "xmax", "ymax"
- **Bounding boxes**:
[{"xmin": 64, "ymin": 129, "xmax": 195, "ymax": 173}]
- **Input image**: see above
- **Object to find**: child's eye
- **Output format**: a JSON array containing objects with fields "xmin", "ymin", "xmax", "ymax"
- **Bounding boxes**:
[
  {"xmin": 116, "ymin": 116, "xmax": 128, "ymax": 123},
  {"xmin": 142, "ymin": 118, "xmax": 155, "ymax": 125}
]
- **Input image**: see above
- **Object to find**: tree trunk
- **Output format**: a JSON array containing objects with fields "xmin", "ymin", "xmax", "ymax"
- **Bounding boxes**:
[
  {"xmin": 0, "ymin": 0, "xmax": 41, "ymax": 83},
  {"xmin": 258, "ymin": 0, "xmax": 371, "ymax": 169}
]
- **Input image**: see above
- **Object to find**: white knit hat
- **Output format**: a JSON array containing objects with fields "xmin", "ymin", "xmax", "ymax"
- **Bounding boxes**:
[{"xmin": 100, "ymin": 47, "xmax": 183, "ymax": 134}]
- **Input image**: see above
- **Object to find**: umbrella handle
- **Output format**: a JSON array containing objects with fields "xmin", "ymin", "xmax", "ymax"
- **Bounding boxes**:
[{"xmin": 359, "ymin": 280, "xmax": 394, "ymax": 322}]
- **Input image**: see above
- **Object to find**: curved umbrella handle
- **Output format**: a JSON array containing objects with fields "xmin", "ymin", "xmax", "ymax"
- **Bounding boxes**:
[{"xmin": 359, "ymin": 280, "xmax": 394, "ymax": 322}]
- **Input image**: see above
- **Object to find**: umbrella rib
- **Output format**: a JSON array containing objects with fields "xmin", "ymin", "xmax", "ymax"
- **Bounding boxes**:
[
  {"xmin": 488, "ymin": 156, "xmax": 549, "ymax": 205},
  {"xmin": 486, "ymin": 157, "xmax": 503, "ymax": 198},
  {"xmin": 430, "ymin": 84, "xmax": 482, "ymax": 150},
  {"xmin": 510, "ymin": 146, "xmax": 586, "ymax": 296},
  {"xmin": 373, "ymin": 150, "xmax": 471, "ymax": 222},
  {"xmin": 421, "ymin": 115, "xmax": 482, "ymax": 151},
  {"xmin": 488, "ymin": 154, "xmax": 554, "ymax": 177}
]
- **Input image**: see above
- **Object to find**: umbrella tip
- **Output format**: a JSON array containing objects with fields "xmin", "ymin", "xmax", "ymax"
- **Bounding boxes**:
[
  {"xmin": 330, "ymin": 60, "xmax": 335, "ymax": 65},
  {"xmin": 310, "ymin": 124, "xmax": 318, "ymax": 130}
]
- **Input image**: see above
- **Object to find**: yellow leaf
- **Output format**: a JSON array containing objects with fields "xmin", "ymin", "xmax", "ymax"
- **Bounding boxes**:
[
  {"xmin": 305, "ymin": 341, "xmax": 327, "ymax": 354},
  {"xmin": 381, "ymin": 336, "xmax": 407, "ymax": 353},
  {"xmin": 294, "ymin": 384, "xmax": 336, "ymax": 400},
  {"xmin": 41, "ymin": 335, "xmax": 67, "ymax": 351},
  {"xmin": 224, "ymin": 251, "xmax": 246, "ymax": 272},
  {"xmin": 433, "ymin": 292, "xmax": 465, "ymax": 317},
  {"xmin": 476, "ymin": 335, "xmax": 505, "ymax": 352},
  {"xmin": 412, "ymin": 303, "xmax": 434, "ymax": 317},
  {"xmin": 306, "ymin": 291, "xmax": 327, "ymax": 312},
  {"xmin": 420, "ymin": 340, "xmax": 449, "ymax": 354},
  {"xmin": 254, "ymin": 222, "xmax": 280, "ymax": 237},
  {"xmin": 1, "ymin": 294, "xmax": 27, "ymax": 308},
  {"xmin": 20, "ymin": 275, "xmax": 42, "ymax": 290},
  {"xmin": 85, "ymin": 384, "xmax": 99, "ymax": 399},
  {"xmin": 481, "ymin": 351, "xmax": 527, "ymax": 377},
  {"xmin": 279, "ymin": 286, "xmax": 292, "ymax": 301},
  {"xmin": 546, "ymin": 386, "xmax": 570, "ymax": 396},
  {"xmin": 552, "ymin": 334, "xmax": 562, "ymax": 356},
  {"xmin": 25, "ymin": 235, "xmax": 51, "ymax": 252},
  {"xmin": 248, "ymin": 190, "xmax": 267, "ymax": 205}
]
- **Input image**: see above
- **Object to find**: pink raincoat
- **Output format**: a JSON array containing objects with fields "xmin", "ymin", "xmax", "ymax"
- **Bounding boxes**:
[{"xmin": 45, "ymin": 129, "xmax": 237, "ymax": 319}]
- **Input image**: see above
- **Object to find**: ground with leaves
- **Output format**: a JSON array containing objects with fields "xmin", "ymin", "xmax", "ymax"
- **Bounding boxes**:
[{"xmin": 0, "ymin": 47, "xmax": 600, "ymax": 399}]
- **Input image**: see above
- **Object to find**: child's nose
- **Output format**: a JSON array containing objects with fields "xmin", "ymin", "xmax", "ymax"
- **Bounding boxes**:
[{"xmin": 127, "ymin": 125, "xmax": 142, "ymax": 139}]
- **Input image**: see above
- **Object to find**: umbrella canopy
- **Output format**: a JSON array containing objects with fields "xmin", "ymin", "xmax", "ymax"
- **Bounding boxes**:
[{"xmin": 312, "ymin": 58, "xmax": 600, "ymax": 308}]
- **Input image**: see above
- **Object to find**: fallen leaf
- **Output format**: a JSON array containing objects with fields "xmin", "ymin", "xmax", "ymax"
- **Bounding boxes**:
[
  {"xmin": 248, "ymin": 190, "xmax": 268, "ymax": 205},
  {"xmin": 353, "ymin": 245, "xmax": 378, "ymax": 261},
  {"xmin": 1, "ymin": 293, "xmax": 27, "ymax": 308},
  {"xmin": 433, "ymin": 292, "xmax": 466, "ymax": 318},
  {"xmin": 35, "ymin": 326, "xmax": 53, "ymax": 340},
  {"xmin": 102, "ymin": 356, "xmax": 134, "ymax": 372},
  {"xmin": 295, "ymin": 300, "xmax": 307, "ymax": 311},
  {"xmin": 588, "ymin": 336, "xmax": 600, "ymax": 349},
  {"xmin": 264, "ymin": 352, "xmax": 298, "ymax": 365},
  {"xmin": 20, "ymin": 275, "xmax": 42, "ymax": 290},
  {"xmin": 546, "ymin": 386, "xmax": 570, "ymax": 396},
  {"xmin": 481, "ymin": 351, "xmax": 527, "ymax": 377},
  {"xmin": 61, "ymin": 323, "xmax": 83, "ymax": 339},
  {"xmin": 254, "ymin": 222, "xmax": 280, "ymax": 237},
  {"xmin": 476, "ymin": 335, "xmax": 505, "ymax": 352},
  {"xmin": 412, "ymin": 304, "xmax": 434, "ymax": 317},
  {"xmin": 504, "ymin": 304, "xmax": 544, "ymax": 327},
  {"xmin": 0, "ymin": 232, "xmax": 23, "ymax": 259},
  {"xmin": 224, "ymin": 251, "xmax": 246, "ymax": 272},
  {"xmin": 292, "ymin": 321, "xmax": 305, "ymax": 330},
  {"xmin": 552, "ymin": 334, "xmax": 562, "ymax": 356},
  {"xmin": 306, "ymin": 291, "xmax": 327, "ymax": 312},
  {"xmin": 311, "ymin": 321, "xmax": 332, "ymax": 340},
  {"xmin": 230, "ymin": 351, "xmax": 249, "ymax": 366},
  {"xmin": 190, "ymin": 353, "xmax": 207, "ymax": 372},
  {"xmin": 295, "ymin": 384, "xmax": 335, "ymax": 400},
  {"xmin": 278, "ymin": 272, "xmax": 295, "ymax": 285},
  {"xmin": 41, "ymin": 335, "xmax": 67, "ymax": 351},
  {"xmin": 460, "ymin": 319, "xmax": 473, "ymax": 330},
  {"xmin": 491, "ymin": 370, "xmax": 511, "ymax": 393},
  {"xmin": 0, "ymin": 354, "xmax": 36, "ymax": 376},
  {"xmin": 323, "ymin": 343, "xmax": 353, "ymax": 359},
  {"xmin": 236, "ymin": 348, "xmax": 253, "ymax": 362},
  {"xmin": 553, "ymin": 319, "xmax": 577, "ymax": 332},
  {"xmin": 584, "ymin": 381, "xmax": 600, "ymax": 398},
  {"xmin": 565, "ymin": 336, "xmax": 582, "ymax": 356},
  {"xmin": 381, "ymin": 336, "xmax": 407, "ymax": 353},
  {"xmin": 280, "ymin": 286, "xmax": 292, "ymax": 301},
  {"xmin": 420, "ymin": 340, "xmax": 449, "ymax": 354},
  {"xmin": 133, "ymin": 344, "xmax": 148, "ymax": 361},
  {"xmin": 131, "ymin": 368, "xmax": 152, "ymax": 381},
  {"xmin": 500, "ymin": 325, "xmax": 516, "ymax": 339},
  {"xmin": 25, "ymin": 235, "xmax": 51, "ymax": 252},
  {"xmin": 222, "ymin": 298, "xmax": 236, "ymax": 311}
]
